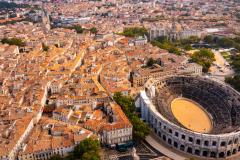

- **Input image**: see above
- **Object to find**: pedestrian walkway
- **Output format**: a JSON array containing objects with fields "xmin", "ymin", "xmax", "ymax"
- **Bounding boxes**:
[{"xmin": 145, "ymin": 135, "xmax": 187, "ymax": 160}]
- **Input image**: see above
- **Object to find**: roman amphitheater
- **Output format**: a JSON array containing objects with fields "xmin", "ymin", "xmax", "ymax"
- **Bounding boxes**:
[{"xmin": 137, "ymin": 75, "xmax": 240, "ymax": 159}]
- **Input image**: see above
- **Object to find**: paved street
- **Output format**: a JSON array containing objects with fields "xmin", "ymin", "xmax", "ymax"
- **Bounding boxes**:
[{"xmin": 209, "ymin": 49, "xmax": 234, "ymax": 81}]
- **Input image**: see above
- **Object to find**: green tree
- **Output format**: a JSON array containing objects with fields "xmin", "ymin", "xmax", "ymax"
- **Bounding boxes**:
[
  {"xmin": 180, "ymin": 36, "xmax": 200, "ymax": 45},
  {"xmin": 121, "ymin": 27, "xmax": 148, "ymax": 37},
  {"xmin": 191, "ymin": 48, "xmax": 215, "ymax": 72},
  {"xmin": 113, "ymin": 92, "xmax": 150, "ymax": 140},
  {"xmin": 66, "ymin": 25, "xmax": 84, "ymax": 34},
  {"xmin": 73, "ymin": 138, "xmax": 100, "ymax": 160},
  {"xmin": 168, "ymin": 46, "xmax": 181, "ymax": 55},
  {"xmin": 204, "ymin": 35, "xmax": 214, "ymax": 44},
  {"xmin": 231, "ymin": 54, "xmax": 240, "ymax": 72},
  {"xmin": 183, "ymin": 44, "xmax": 192, "ymax": 51},
  {"xmin": 1, "ymin": 38, "xmax": 26, "ymax": 47},
  {"xmin": 90, "ymin": 27, "xmax": 98, "ymax": 34},
  {"xmin": 225, "ymin": 75, "xmax": 240, "ymax": 92},
  {"xmin": 146, "ymin": 58, "xmax": 155, "ymax": 67},
  {"xmin": 217, "ymin": 38, "xmax": 234, "ymax": 48}
]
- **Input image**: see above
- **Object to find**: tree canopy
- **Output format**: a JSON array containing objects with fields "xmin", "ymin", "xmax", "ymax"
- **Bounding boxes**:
[
  {"xmin": 225, "ymin": 75, "xmax": 240, "ymax": 92},
  {"xmin": 151, "ymin": 36, "xmax": 200, "ymax": 55},
  {"xmin": 66, "ymin": 25, "xmax": 84, "ymax": 34},
  {"xmin": 203, "ymin": 35, "xmax": 240, "ymax": 51},
  {"xmin": 49, "ymin": 138, "xmax": 100, "ymax": 160},
  {"xmin": 190, "ymin": 48, "xmax": 215, "ymax": 72},
  {"xmin": 90, "ymin": 27, "xmax": 98, "ymax": 34},
  {"xmin": 121, "ymin": 27, "xmax": 148, "ymax": 37},
  {"xmin": 146, "ymin": 58, "xmax": 161, "ymax": 67},
  {"xmin": 73, "ymin": 138, "xmax": 100, "ymax": 160},
  {"xmin": 1, "ymin": 38, "xmax": 26, "ymax": 47},
  {"xmin": 113, "ymin": 92, "xmax": 150, "ymax": 140}
]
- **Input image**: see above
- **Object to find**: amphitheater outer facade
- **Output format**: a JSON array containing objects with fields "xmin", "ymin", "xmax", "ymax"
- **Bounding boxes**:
[{"xmin": 136, "ymin": 76, "xmax": 240, "ymax": 159}]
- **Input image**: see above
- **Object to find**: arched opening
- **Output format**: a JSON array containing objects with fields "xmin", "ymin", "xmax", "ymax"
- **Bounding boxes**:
[
  {"xmin": 210, "ymin": 151, "xmax": 216, "ymax": 158},
  {"xmin": 174, "ymin": 141, "xmax": 178, "ymax": 148},
  {"xmin": 158, "ymin": 131, "xmax": 161, "ymax": 137},
  {"xmin": 163, "ymin": 135, "xmax": 166, "ymax": 141},
  {"xmin": 232, "ymin": 149, "xmax": 237, "ymax": 155},
  {"xmin": 212, "ymin": 141, "xmax": 217, "ymax": 146},
  {"xmin": 187, "ymin": 147, "xmax": 193, "ymax": 154},
  {"xmin": 196, "ymin": 139, "xmax": 201, "ymax": 145},
  {"xmin": 238, "ymin": 146, "xmax": 240, "ymax": 151},
  {"xmin": 219, "ymin": 152, "xmax": 225, "ymax": 158},
  {"xmin": 180, "ymin": 145, "xmax": 185, "ymax": 151},
  {"xmin": 204, "ymin": 140, "xmax": 209, "ymax": 146},
  {"xmin": 228, "ymin": 140, "xmax": 233, "ymax": 145},
  {"xmin": 220, "ymin": 141, "xmax": 226, "ymax": 147},
  {"xmin": 195, "ymin": 149, "xmax": 200, "ymax": 156},
  {"xmin": 234, "ymin": 138, "xmax": 238, "ymax": 144},
  {"xmin": 227, "ymin": 150, "xmax": 231, "ymax": 156},
  {"xmin": 203, "ymin": 151, "xmax": 208, "ymax": 157},
  {"xmin": 188, "ymin": 137, "xmax": 193, "ymax": 143},
  {"xmin": 168, "ymin": 138, "xmax": 172, "ymax": 145}
]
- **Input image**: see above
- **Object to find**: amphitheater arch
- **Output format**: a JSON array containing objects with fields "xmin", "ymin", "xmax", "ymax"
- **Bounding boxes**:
[
  {"xmin": 173, "ymin": 141, "xmax": 178, "ymax": 148},
  {"xmin": 220, "ymin": 141, "xmax": 226, "ymax": 147},
  {"xmin": 188, "ymin": 137, "xmax": 193, "ymax": 143},
  {"xmin": 202, "ymin": 151, "xmax": 208, "ymax": 157},
  {"xmin": 194, "ymin": 149, "xmax": 200, "ymax": 156},
  {"xmin": 233, "ymin": 149, "xmax": 237, "ymax": 155},
  {"xmin": 210, "ymin": 151, "xmax": 216, "ymax": 158},
  {"xmin": 154, "ymin": 128, "xmax": 157, "ymax": 133},
  {"xmin": 196, "ymin": 139, "xmax": 201, "ymax": 145},
  {"xmin": 174, "ymin": 131, "xmax": 179, "ymax": 137},
  {"xmin": 158, "ymin": 122, "xmax": 161, "ymax": 127},
  {"xmin": 219, "ymin": 152, "xmax": 225, "ymax": 158},
  {"xmin": 234, "ymin": 138, "xmax": 238, "ymax": 144},
  {"xmin": 187, "ymin": 147, "xmax": 193, "ymax": 154},
  {"xmin": 158, "ymin": 131, "xmax": 161, "ymax": 137},
  {"xmin": 204, "ymin": 140, "xmax": 209, "ymax": 146},
  {"xmin": 227, "ymin": 150, "xmax": 232, "ymax": 156},
  {"xmin": 167, "ymin": 138, "xmax": 172, "ymax": 145},
  {"xmin": 162, "ymin": 135, "xmax": 166, "ymax": 141},
  {"xmin": 180, "ymin": 145, "xmax": 185, "ymax": 151},
  {"xmin": 212, "ymin": 141, "xmax": 217, "ymax": 146}
]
